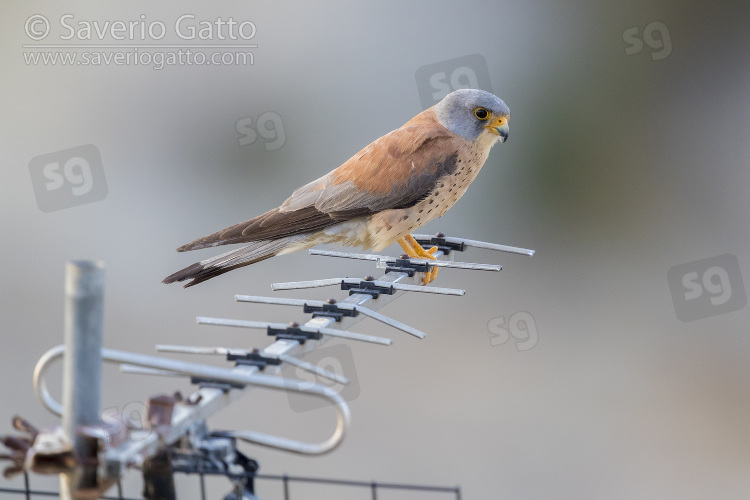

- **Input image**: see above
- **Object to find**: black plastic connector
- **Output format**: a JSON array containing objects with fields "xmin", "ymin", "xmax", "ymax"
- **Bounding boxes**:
[
  {"xmin": 189, "ymin": 377, "xmax": 245, "ymax": 392},
  {"xmin": 341, "ymin": 279, "xmax": 395, "ymax": 298},
  {"xmin": 302, "ymin": 301, "xmax": 358, "ymax": 322},
  {"xmin": 414, "ymin": 234, "xmax": 465, "ymax": 255},
  {"xmin": 385, "ymin": 257, "xmax": 431, "ymax": 277},
  {"xmin": 267, "ymin": 323, "xmax": 322, "ymax": 344},
  {"xmin": 226, "ymin": 351, "xmax": 282, "ymax": 370}
]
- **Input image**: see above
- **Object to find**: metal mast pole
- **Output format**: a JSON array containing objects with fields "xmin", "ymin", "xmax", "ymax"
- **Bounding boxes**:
[{"xmin": 60, "ymin": 261, "xmax": 105, "ymax": 499}]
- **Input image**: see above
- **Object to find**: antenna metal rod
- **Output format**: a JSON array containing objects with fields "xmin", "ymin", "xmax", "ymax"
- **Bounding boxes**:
[
  {"xmin": 61, "ymin": 261, "xmax": 105, "ymax": 500},
  {"xmin": 154, "ymin": 345, "xmax": 349, "ymax": 384},
  {"xmin": 277, "ymin": 353, "xmax": 349, "ymax": 385},
  {"xmin": 232, "ymin": 298, "xmax": 426, "ymax": 339},
  {"xmin": 196, "ymin": 316, "xmax": 392, "ymax": 346},
  {"xmin": 119, "ymin": 365, "xmax": 181, "ymax": 377},
  {"xmin": 271, "ymin": 278, "xmax": 466, "ymax": 296},
  {"xmin": 411, "ymin": 234, "xmax": 536, "ymax": 256},
  {"xmin": 308, "ymin": 249, "xmax": 502, "ymax": 271},
  {"xmin": 271, "ymin": 278, "xmax": 345, "ymax": 290}
]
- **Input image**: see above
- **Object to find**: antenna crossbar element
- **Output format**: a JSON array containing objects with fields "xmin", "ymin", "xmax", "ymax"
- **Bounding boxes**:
[
  {"xmin": 412, "ymin": 233, "xmax": 535, "ymax": 256},
  {"xmin": 308, "ymin": 249, "xmax": 503, "ymax": 271},
  {"xmin": 152, "ymin": 345, "xmax": 348, "ymax": 384},
  {"xmin": 271, "ymin": 277, "xmax": 466, "ymax": 296},
  {"xmin": 276, "ymin": 353, "xmax": 349, "ymax": 385},
  {"xmin": 119, "ymin": 365, "xmax": 181, "ymax": 377},
  {"xmin": 196, "ymin": 316, "xmax": 392, "ymax": 346},
  {"xmin": 234, "ymin": 296, "xmax": 426, "ymax": 339}
]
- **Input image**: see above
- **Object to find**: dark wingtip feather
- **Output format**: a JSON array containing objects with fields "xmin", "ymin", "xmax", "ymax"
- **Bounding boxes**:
[
  {"xmin": 163, "ymin": 238, "xmax": 300, "ymax": 287},
  {"xmin": 162, "ymin": 261, "xmax": 204, "ymax": 284}
]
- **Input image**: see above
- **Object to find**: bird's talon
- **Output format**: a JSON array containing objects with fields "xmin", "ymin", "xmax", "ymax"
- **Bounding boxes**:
[{"xmin": 421, "ymin": 264, "xmax": 439, "ymax": 285}]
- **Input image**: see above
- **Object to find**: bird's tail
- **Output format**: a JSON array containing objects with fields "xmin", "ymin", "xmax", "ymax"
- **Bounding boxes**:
[{"xmin": 163, "ymin": 235, "xmax": 309, "ymax": 288}]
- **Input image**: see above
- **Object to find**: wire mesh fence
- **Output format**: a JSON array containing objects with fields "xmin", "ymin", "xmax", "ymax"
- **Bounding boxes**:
[{"xmin": 0, "ymin": 471, "xmax": 461, "ymax": 500}]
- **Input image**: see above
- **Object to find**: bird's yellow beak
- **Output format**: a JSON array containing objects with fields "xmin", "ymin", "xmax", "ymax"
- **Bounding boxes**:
[{"xmin": 486, "ymin": 116, "xmax": 509, "ymax": 143}]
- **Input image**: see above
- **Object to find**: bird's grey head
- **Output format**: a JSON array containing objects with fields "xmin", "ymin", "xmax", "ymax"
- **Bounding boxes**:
[{"xmin": 434, "ymin": 89, "xmax": 510, "ymax": 143}]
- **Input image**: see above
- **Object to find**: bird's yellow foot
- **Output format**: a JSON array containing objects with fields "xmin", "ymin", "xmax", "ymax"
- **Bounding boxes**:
[{"xmin": 397, "ymin": 234, "xmax": 439, "ymax": 284}]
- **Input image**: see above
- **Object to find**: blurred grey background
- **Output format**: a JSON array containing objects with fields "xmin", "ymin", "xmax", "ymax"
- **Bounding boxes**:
[{"xmin": 2, "ymin": 0, "xmax": 750, "ymax": 498}]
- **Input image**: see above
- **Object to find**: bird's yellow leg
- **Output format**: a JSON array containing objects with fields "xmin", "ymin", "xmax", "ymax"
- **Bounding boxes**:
[
  {"xmin": 404, "ymin": 234, "xmax": 438, "ymax": 258},
  {"xmin": 397, "ymin": 235, "xmax": 439, "ymax": 284},
  {"xmin": 397, "ymin": 236, "xmax": 418, "ymax": 258}
]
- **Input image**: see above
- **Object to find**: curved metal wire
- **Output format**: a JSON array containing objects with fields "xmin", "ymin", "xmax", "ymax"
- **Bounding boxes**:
[{"xmin": 33, "ymin": 345, "xmax": 350, "ymax": 455}]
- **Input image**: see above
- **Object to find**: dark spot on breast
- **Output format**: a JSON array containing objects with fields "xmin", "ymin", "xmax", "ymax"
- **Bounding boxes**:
[
  {"xmin": 428, "ymin": 199, "xmax": 434, "ymax": 204},
  {"xmin": 401, "ymin": 215, "xmax": 408, "ymax": 221}
]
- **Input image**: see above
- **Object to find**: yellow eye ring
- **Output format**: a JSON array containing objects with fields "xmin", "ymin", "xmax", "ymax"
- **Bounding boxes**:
[{"xmin": 474, "ymin": 107, "xmax": 490, "ymax": 120}]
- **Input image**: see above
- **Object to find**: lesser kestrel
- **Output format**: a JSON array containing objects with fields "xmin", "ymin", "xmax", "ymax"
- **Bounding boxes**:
[{"xmin": 164, "ymin": 89, "xmax": 510, "ymax": 287}]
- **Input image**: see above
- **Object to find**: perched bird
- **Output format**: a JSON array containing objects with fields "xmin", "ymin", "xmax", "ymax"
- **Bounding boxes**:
[{"xmin": 164, "ymin": 88, "xmax": 510, "ymax": 287}]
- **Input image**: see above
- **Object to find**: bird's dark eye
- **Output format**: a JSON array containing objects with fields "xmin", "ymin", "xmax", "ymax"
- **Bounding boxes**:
[{"xmin": 474, "ymin": 108, "xmax": 490, "ymax": 120}]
